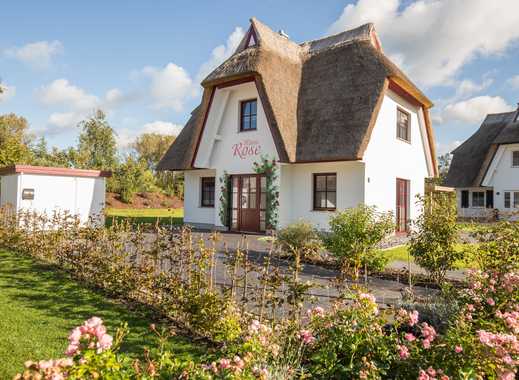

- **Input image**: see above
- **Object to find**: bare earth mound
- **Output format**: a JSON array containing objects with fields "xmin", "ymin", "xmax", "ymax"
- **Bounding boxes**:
[{"xmin": 106, "ymin": 192, "xmax": 183, "ymax": 209}]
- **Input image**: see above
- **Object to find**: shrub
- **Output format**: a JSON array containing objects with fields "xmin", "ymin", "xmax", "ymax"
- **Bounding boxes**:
[
  {"xmin": 408, "ymin": 193, "xmax": 460, "ymax": 285},
  {"xmin": 469, "ymin": 221, "xmax": 519, "ymax": 273},
  {"xmin": 275, "ymin": 221, "xmax": 322, "ymax": 260},
  {"xmin": 324, "ymin": 205, "xmax": 394, "ymax": 281}
]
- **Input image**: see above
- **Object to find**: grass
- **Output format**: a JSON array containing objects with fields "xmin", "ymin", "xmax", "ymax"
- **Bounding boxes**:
[
  {"xmin": 0, "ymin": 249, "xmax": 203, "ymax": 378},
  {"xmin": 105, "ymin": 208, "xmax": 184, "ymax": 227},
  {"xmin": 381, "ymin": 243, "xmax": 478, "ymax": 269}
]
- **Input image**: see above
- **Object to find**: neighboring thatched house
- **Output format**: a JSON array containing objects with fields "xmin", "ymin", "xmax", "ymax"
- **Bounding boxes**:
[
  {"xmin": 445, "ymin": 106, "xmax": 519, "ymax": 220},
  {"xmin": 158, "ymin": 18, "xmax": 437, "ymax": 232}
]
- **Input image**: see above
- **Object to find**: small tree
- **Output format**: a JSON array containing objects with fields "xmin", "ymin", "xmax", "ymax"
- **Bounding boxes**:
[
  {"xmin": 408, "ymin": 193, "xmax": 460, "ymax": 285},
  {"xmin": 276, "ymin": 220, "xmax": 322, "ymax": 261},
  {"xmin": 112, "ymin": 156, "xmax": 155, "ymax": 203},
  {"xmin": 324, "ymin": 205, "xmax": 394, "ymax": 282}
]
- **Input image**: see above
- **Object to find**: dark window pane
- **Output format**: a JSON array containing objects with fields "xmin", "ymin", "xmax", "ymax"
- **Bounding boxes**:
[
  {"xmin": 251, "ymin": 115, "xmax": 257, "ymax": 130},
  {"xmin": 472, "ymin": 192, "xmax": 484, "ymax": 208},
  {"xmin": 505, "ymin": 192, "xmax": 511, "ymax": 208},
  {"xmin": 513, "ymin": 151, "xmax": 519, "ymax": 167},
  {"xmin": 514, "ymin": 192, "xmax": 519, "ymax": 208},
  {"xmin": 327, "ymin": 192, "xmax": 336, "ymax": 208},
  {"xmin": 327, "ymin": 175, "xmax": 336, "ymax": 191},
  {"xmin": 240, "ymin": 100, "xmax": 257, "ymax": 131},
  {"xmin": 315, "ymin": 176, "xmax": 326, "ymax": 191},
  {"xmin": 201, "ymin": 177, "xmax": 215, "ymax": 207},
  {"xmin": 251, "ymin": 100, "xmax": 257, "ymax": 114}
]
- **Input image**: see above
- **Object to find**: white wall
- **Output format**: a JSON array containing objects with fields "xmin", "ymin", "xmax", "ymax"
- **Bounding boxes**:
[
  {"xmin": 1, "ymin": 173, "xmax": 106, "ymax": 225},
  {"xmin": 193, "ymin": 81, "xmax": 280, "ymax": 228},
  {"xmin": 455, "ymin": 187, "xmax": 493, "ymax": 219},
  {"xmin": 0, "ymin": 174, "xmax": 19, "ymax": 210},
  {"xmin": 363, "ymin": 90, "xmax": 432, "ymax": 223},
  {"xmin": 183, "ymin": 169, "xmax": 216, "ymax": 227},
  {"xmin": 280, "ymin": 162, "xmax": 365, "ymax": 230},
  {"xmin": 482, "ymin": 143, "xmax": 519, "ymax": 215}
]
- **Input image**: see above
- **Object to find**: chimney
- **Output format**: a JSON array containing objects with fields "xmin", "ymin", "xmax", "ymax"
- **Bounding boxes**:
[{"xmin": 278, "ymin": 29, "xmax": 290, "ymax": 39}]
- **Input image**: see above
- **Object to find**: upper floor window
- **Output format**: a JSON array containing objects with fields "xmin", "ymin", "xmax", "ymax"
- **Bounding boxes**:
[
  {"xmin": 313, "ymin": 173, "xmax": 337, "ymax": 211},
  {"xmin": 512, "ymin": 151, "xmax": 519, "ymax": 167},
  {"xmin": 240, "ymin": 99, "xmax": 257, "ymax": 132},
  {"xmin": 201, "ymin": 177, "xmax": 215, "ymax": 207},
  {"xmin": 397, "ymin": 107, "xmax": 411, "ymax": 142}
]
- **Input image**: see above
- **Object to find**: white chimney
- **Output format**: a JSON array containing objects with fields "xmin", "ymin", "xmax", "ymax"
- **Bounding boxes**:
[{"xmin": 278, "ymin": 29, "xmax": 290, "ymax": 39}]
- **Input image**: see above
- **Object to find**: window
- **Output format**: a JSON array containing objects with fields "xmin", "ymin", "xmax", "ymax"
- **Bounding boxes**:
[
  {"xmin": 461, "ymin": 190, "xmax": 469, "ymax": 208},
  {"xmin": 513, "ymin": 151, "xmax": 519, "ymax": 167},
  {"xmin": 397, "ymin": 107, "xmax": 411, "ymax": 142},
  {"xmin": 240, "ymin": 99, "xmax": 257, "ymax": 131},
  {"xmin": 504, "ymin": 191, "xmax": 519, "ymax": 208},
  {"xmin": 313, "ymin": 173, "xmax": 336, "ymax": 211},
  {"xmin": 201, "ymin": 177, "xmax": 215, "ymax": 207},
  {"xmin": 472, "ymin": 191, "xmax": 485, "ymax": 208}
]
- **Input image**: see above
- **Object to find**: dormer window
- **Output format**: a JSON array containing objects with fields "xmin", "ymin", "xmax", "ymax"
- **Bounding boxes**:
[
  {"xmin": 245, "ymin": 28, "xmax": 257, "ymax": 48},
  {"xmin": 397, "ymin": 107, "xmax": 411, "ymax": 142},
  {"xmin": 240, "ymin": 99, "xmax": 257, "ymax": 132},
  {"xmin": 512, "ymin": 151, "xmax": 519, "ymax": 167}
]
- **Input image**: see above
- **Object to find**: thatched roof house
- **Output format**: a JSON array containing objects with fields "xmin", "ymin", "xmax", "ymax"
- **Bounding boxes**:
[
  {"xmin": 158, "ymin": 18, "xmax": 437, "ymax": 233},
  {"xmin": 158, "ymin": 17, "xmax": 436, "ymax": 171},
  {"xmin": 445, "ymin": 107, "xmax": 519, "ymax": 220}
]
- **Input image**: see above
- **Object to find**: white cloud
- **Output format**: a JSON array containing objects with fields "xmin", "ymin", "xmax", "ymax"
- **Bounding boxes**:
[
  {"xmin": 441, "ymin": 96, "xmax": 514, "ymax": 124},
  {"xmin": 5, "ymin": 40, "xmax": 63, "ymax": 69},
  {"xmin": 196, "ymin": 27, "xmax": 245, "ymax": 82},
  {"xmin": 437, "ymin": 140, "xmax": 462, "ymax": 155},
  {"xmin": 142, "ymin": 63, "xmax": 198, "ymax": 111},
  {"xmin": 47, "ymin": 112, "xmax": 84, "ymax": 132},
  {"xmin": 37, "ymin": 79, "xmax": 99, "ymax": 110},
  {"xmin": 116, "ymin": 121, "xmax": 182, "ymax": 148},
  {"xmin": 507, "ymin": 75, "xmax": 519, "ymax": 89},
  {"xmin": 329, "ymin": 0, "xmax": 519, "ymax": 87},
  {"xmin": 143, "ymin": 121, "xmax": 183, "ymax": 136},
  {"xmin": 454, "ymin": 77, "xmax": 493, "ymax": 100},
  {"xmin": 0, "ymin": 84, "xmax": 16, "ymax": 102}
]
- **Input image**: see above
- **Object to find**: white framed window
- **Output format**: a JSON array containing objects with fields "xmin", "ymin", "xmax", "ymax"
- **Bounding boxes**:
[
  {"xmin": 512, "ymin": 151, "xmax": 519, "ymax": 167},
  {"xmin": 504, "ymin": 191, "xmax": 519, "ymax": 208},
  {"xmin": 471, "ymin": 191, "xmax": 485, "ymax": 208}
]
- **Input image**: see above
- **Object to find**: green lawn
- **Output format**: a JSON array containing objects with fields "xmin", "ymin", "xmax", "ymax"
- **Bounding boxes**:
[
  {"xmin": 105, "ymin": 208, "xmax": 184, "ymax": 227},
  {"xmin": 381, "ymin": 243, "xmax": 478, "ymax": 269},
  {"xmin": 0, "ymin": 249, "xmax": 202, "ymax": 378}
]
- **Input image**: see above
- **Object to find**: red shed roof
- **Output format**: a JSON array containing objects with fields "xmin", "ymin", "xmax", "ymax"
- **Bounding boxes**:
[{"xmin": 0, "ymin": 165, "xmax": 112, "ymax": 178}]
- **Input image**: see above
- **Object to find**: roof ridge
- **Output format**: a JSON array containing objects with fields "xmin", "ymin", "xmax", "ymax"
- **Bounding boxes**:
[{"xmin": 301, "ymin": 22, "xmax": 373, "ymax": 46}]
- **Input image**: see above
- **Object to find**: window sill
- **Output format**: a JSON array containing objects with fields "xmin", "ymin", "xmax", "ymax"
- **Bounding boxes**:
[
  {"xmin": 312, "ymin": 208, "xmax": 336, "ymax": 212},
  {"xmin": 238, "ymin": 128, "xmax": 257, "ymax": 133},
  {"xmin": 200, "ymin": 205, "xmax": 215, "ymax": 209},
  {"xmin": 397, "ymin": 137, "xmax": 411, "ymax": 144}
]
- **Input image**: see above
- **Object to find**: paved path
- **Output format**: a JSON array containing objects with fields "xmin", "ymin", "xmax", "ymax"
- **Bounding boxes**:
[{"xmin": 188, "ymin": 232, "xmax": 437, "ymax": 307}]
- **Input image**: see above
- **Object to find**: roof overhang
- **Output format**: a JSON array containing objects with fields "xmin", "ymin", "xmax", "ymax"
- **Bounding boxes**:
[{"xmin": 0, "ymin": 165, "xmax": 112, "ymax": 178}]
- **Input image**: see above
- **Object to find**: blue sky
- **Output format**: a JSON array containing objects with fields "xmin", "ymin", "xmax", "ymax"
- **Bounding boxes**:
[{"xmin": 1, "ymin": 0, "xmax": 518, "ymax": 156}]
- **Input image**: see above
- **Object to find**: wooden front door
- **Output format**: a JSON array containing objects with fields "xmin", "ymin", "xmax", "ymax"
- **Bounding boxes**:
[
  {"xmin": 396, "ymin": 178, "xmax": 410, "ymax": 233},
  {"xmin": 231, "ymin": 174, "xmax": 266, "ymax": 233}
]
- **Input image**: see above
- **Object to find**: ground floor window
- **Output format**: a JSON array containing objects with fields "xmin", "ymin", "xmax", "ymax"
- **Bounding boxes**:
[
  {"xmin": 504, "ymin": 191, "xmax": 519, "ymax": 208},
  {"xmin": 313, "ymin": 173, "xmax": 336, "ymax": 211},
  {"xmin": 471, "ymin": 191, "xmax": 485, "ymax": 208},
  {"xmin": 201, "ymin": 177, "xmax": 215, "ymax": 207}
]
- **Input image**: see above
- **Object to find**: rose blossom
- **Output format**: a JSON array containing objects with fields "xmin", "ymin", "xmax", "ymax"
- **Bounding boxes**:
[{"xmin": 455, "ymin": 345, "xmax": 463, "ymax": 353}]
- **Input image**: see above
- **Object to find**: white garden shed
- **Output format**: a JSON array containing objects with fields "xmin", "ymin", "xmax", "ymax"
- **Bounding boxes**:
[{"xmin": 0, "ymin": 165, "xmax": 111, "ymax": 225}]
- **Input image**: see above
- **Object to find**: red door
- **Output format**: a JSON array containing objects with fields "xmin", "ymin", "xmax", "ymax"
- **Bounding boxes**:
[
  {"xmin": 230, "ymin": 174, "xmax": 266, "ymax": 233},
  {"xmin": 396, "ymin": 178, "xmax": 410, "ymax": 233}
]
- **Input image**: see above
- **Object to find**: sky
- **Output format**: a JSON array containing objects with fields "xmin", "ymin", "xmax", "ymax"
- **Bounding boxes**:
[{"xmin": 1, "ymin": 0, "xmax": 519, "ymax": 156}]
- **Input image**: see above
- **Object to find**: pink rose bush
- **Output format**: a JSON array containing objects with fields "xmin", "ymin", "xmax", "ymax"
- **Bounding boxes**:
[{"xmin": 65, "ymin": 316, "xmax": 113, "ymax": 357}]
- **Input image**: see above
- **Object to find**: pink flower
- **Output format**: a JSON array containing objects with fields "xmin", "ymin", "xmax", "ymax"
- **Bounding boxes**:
[
  {"xmin": 68, "ymin": 327, "xmax": 81, "ymax": 343},
  {"xmin": 299, "ymin": 329, "xmax": 316, "ymax": 345},
  {"xmin": 248, "ymin": 320, "xmax": 261, "ymax": 334},
  {"xmin": 405, "ymin": 333, "xmax": 416, "ymax": 341},
  {"xmin": 409, "ymin": 310, "xmax": 419, "ymax": 326},
  {"xmin": 85, "ymin": 316, "xmax": 103, "ymax": 328},
  {"xmin": 499, "ymin": 371, "xmax": 516, "ymax": 380},
  {"xmin": 418, "ymin": 369, "xmax": 430, "ymax": 380},
  {"xmin": 455, "ymin": 345, "xmax": 463, "ymax": 353},
  {"xmin": 307, "ymin": 306, "xmax": 325, "ymax": 318},
  {"xmin": 486, "ymin": 298, "xmax": 496, "ymax": 306},
  {"xmin": 397, "ymin": 344, "xmax": 409, "ymax": 359},
  {"xmin": 94, "ymin": 325, "xmax": 107, "ymax": 339},
  {"xmin": 359, "ymin": 293, "xmax": 376, "ymax": 303},
  {"xmin": 427, "ymin": 367, "xmax": 436, "ymax": 377},
  {"xmin": 65, "ymin": 343, "xmax": 79, "ymax": 357},
  {"xmin": 38, "ymin": 360, "xmax": 54, "ymax": 369},
  {"xmin": 422, "ymin": 339, "xmax": 431, "ymax": 349},
  {"xmin": 97, "ymin": 334, "xmax": 113, "ymax": 351},
  {"xmin": 219, "ymin": 358, "xmax": 231, "ymax": 370},
  {"xmin": 233, "ymin": 356, "xmax": 245, "ymax": 370}
]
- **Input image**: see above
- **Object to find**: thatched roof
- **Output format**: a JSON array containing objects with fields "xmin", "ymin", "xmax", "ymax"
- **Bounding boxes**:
[
  {"xmin": 444, "ymin": 110, "xmax": 519, "ymax": 188},
  {"xmin": 158, "ymin": 18, "xmax": 435, "ymax": 172}
]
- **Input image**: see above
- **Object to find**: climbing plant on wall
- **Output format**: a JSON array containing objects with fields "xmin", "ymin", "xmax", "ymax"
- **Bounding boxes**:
[
  {"xmin": 218, "ymin": 171, "xmax": 230, "ymax": 227},
  {"xmin": 253, "ymin": 155, "xmax": 279, "ymax": 230}
]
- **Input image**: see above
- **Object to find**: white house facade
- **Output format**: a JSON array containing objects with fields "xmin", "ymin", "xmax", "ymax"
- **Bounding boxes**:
[
  {"xmin": 445, "ymin": 110, "xmax": 519, "ymax": 220},
  {"xmin": 0, "ymin": 165, "xmax": 110, "ymax": 225},
  {"xmin": 158, "ymin": 18, "xmax": 437, "ymax": 232}
]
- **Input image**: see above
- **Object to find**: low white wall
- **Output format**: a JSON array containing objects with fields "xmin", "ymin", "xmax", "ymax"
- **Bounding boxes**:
[{"xmin": 184, "ymin": 170, "xmax": 216, "ymax": 228}]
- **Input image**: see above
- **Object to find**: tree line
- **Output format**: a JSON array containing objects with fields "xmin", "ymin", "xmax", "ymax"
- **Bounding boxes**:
[{"xmin": 0, "ymin": 110, "xmax": 182, "ymax": 203}]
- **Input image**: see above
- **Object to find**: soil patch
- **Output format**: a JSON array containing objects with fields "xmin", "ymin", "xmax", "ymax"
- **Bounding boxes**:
[{"xmin": 106, "ymin": 192, "xmax": 183, "ymax": 209}]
